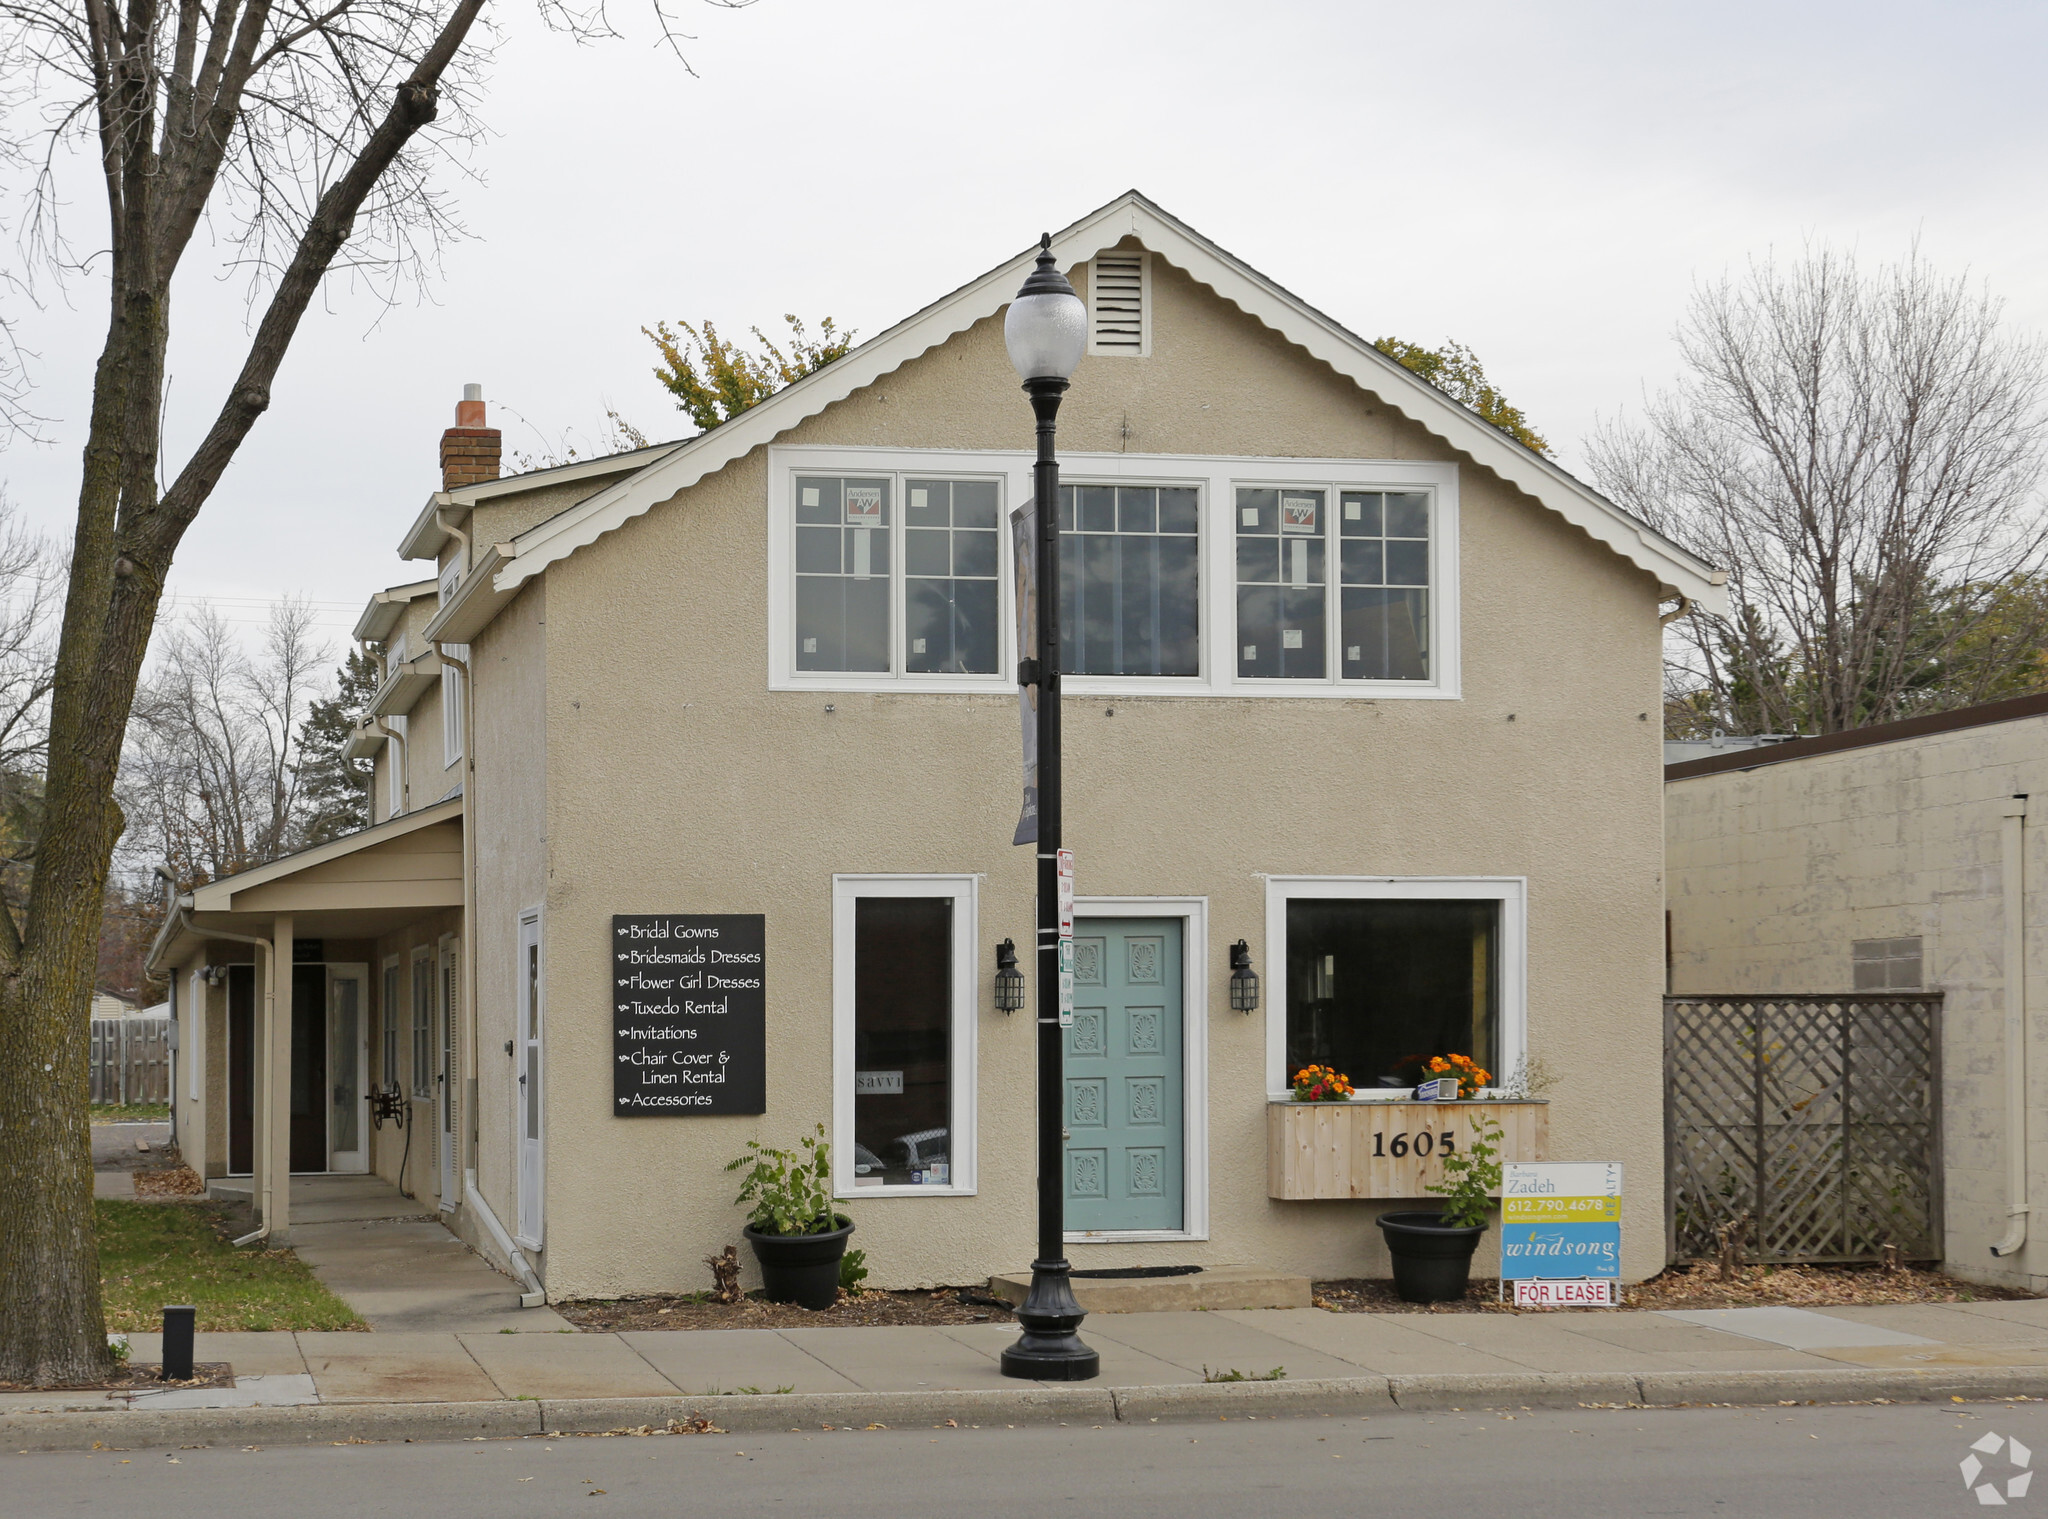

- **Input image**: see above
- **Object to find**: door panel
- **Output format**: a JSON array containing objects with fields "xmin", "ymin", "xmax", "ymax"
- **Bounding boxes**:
[
  {"xmin": 1064, "ymin": 918, "xmax": 1184, "ymax": 1232},
  {"xmin": 228, "ymin": 965, "xmax": 254, "ymax": 1175},
  {"xmin": 327, "ymin": 965, "xmax": 369, "ymax": 1173},
  {"xmin": 516, "ymin": 917, "xmax": 543, "ymax": 1248},
  {"xmin": 438, "ymin": 944, "xmax": 458, "ymax": 1207},
  {"xmin": 289, "ymin": 963, "xmax": 328, "ymax": 1172}
]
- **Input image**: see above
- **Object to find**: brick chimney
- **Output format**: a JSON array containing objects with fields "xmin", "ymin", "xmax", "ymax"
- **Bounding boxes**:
[{"xmin": 439, "ymin": 383, "xmax": 501, "ymax": 490}]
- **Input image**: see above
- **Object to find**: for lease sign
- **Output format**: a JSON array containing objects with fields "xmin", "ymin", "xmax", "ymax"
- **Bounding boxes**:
[{"xmin": 1500, "ymin": 1162, "xmax": 1623, "ymax": 1286}]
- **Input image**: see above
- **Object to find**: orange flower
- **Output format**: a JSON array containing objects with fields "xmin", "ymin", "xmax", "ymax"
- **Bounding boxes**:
[
  {"xmin": 1292, "ymin": 1065, "xmax": 1353, "ymax": 1102},
  {"xmin": 1421, "ymin": 1053, "xmax": 1491, "ymax": 1097}
]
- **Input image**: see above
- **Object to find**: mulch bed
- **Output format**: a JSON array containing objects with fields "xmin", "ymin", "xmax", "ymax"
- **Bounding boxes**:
[
  {"xmin": 0, "ymin": 1363, "xmax": 234, "ymax": 1394},
  {"xmin": 557, "ymin": 1287, "xmax": 1016, "ymax": 1332},
  {"xmin": 1314, "ymin": 1261, "xmax": 2042, "ymax": 1314}
]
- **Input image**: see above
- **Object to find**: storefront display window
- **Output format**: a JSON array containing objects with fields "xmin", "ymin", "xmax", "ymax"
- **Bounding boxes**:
[
  {"xmin": 833, "ymin": 874, "xmax": 978, "ymax": 1195},
  {"xmin": 851, "ymin": 897, "xmax": 953, "ymax": 1186},
  {"xmin": 1285, "ymin": 898, "xmax": 1497, "ymax": 1090}
]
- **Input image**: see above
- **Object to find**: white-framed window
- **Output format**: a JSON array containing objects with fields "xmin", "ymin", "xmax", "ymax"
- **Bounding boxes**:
[
  {"xmin": 1235, "ymin": 486, "xmax": 1435, "ymax": 683},
  {"xmin": 831, "ymin": 874, "xmax": 978, "ymax": 1197},
  {"xmin": 1061, "ymin": 483, "xmax": 1201, "ymax": 676},
  {"xmin": 768, "ymin": 446, "xmax": 1460, "ymax": 699},
  {"xmin": 381, "ymin": 956, "xmax": 401, "ymax": 1088},
  {"xmin": 410, "ymin": 947, "xmax": 435, "ymax": 1099},
  {"xmin": 1263, "ymin": 876, "xmax": 1526, "ymax": 1101},
  {"xmin": 790, "ymin": 472, "xmax": 1005, "ymax": 679},
  {"xmin": 440, "ymin": 644, "xmax": 467, "ymax": 767},
  {"xmin": 439, "ymin": 543, "xmax": 466, "ymax": 604}
]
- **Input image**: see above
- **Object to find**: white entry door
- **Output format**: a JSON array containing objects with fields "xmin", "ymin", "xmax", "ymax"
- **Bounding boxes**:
[
  {"xmin": 326, "ymin": 964, "xmax": 370, "ymax": 1173},
  {"xmin": 515, "ymin": 912, "xmax": 544, "ymax": 1249},
  {"xmin": 438, "ymin": 939, "xmax": 459, "ymax": 1208}
]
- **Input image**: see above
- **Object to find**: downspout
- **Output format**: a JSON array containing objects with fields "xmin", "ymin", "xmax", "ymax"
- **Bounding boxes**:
[
  {"xmin": 368, "ymin": 717, "xmax": 408, "ymax": 815},
  {"xmin": 160, "ymin": 889, "xmax": 278, "ymax": 1247},
  {"xmin": 1660, "ymin": 596, "xmax": 1694, "ymax": 627},
  {"xmin": 437, "ymin": 627, "xmax": 540, "ymax": 1302},
  {"xmin": 435, "ymin": 506, "xmax": 472, "ymax": 576},
  {"xmin": 1992, "ymin": 794, "xmax": 2031, "ymax": 1258},
  {"xmin": 438, "ymin": 641, "xmax": 480, "ymax": 1220}
]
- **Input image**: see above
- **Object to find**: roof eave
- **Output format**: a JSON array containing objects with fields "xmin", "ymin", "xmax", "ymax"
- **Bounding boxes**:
[
  {"xmin": 474, "ymin": 189, "xmax": 1726, "ymax": 622},
  {"xmin": 422, "ymin": 545, "xmax": 511, "ymax": 644},
  {"xmin": 351, "ymin": 578, "xmax": 440, "ymax": 642}
]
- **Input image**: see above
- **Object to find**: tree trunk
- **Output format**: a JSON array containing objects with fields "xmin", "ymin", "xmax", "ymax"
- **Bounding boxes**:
[{"xmin": 0, "ymin": 0, "xmax": 489, "ymax": 1386}]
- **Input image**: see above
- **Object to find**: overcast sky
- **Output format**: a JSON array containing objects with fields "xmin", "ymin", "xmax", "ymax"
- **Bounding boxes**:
[{"xmin": 3, "ymin": 0, "xmax": 2045, "ymax": 649}]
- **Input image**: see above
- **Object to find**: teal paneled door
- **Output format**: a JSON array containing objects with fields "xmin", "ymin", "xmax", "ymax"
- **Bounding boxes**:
[{"xmin": 1065, "ymin": 918, "xmax": 1184, "ymax": 1232}]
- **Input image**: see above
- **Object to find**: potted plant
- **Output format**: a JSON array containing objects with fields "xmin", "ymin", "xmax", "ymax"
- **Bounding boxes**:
[
  {"xmin": 1375, "ymin": 1112, "xmax": 1502, "ymax": 1303},
  {"xmin": 1417, "ymin": 1053, "xmax": 1490, "ymax": 1099},
  {"xmin": 725, "ymin": 1124, "xmax": 852, "ymax": 1310}
]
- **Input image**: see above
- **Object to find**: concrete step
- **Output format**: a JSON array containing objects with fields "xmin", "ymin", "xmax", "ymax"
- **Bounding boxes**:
[{"xmin": 988, "ymin": 1265, "xmax": 1312, "ymax": 1314}]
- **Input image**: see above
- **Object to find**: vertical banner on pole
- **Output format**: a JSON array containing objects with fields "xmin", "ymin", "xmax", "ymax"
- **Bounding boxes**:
[
  {"xmin": 1010, "ymin": 497, "xmax": 1038, "ymax": 847},
  {"xmin": 1056, "ymin": 848, "xmax": 1075, "ymax": 1027}
]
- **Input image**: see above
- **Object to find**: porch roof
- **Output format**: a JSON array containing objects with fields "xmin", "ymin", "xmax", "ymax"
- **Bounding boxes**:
[{"xmin": 147, "ymin": 797, "xmax": 464, "ymax": 971}]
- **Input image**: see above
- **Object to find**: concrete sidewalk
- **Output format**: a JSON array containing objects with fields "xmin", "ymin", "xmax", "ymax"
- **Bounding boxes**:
[{"xmin": 5, "ymin": 1297, "xmax": 2045, "ymax": 1443}]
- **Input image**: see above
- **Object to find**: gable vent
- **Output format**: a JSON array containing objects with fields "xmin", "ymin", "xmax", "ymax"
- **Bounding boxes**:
[{"xmin": 1088, "ymin": 251, "xmax": 1150, "ymax": 357}]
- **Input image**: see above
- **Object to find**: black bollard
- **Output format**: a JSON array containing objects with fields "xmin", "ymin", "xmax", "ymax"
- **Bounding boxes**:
[{"xmin": 161, "ymin": 1305, "xmax": 195, "ymax": 1381}]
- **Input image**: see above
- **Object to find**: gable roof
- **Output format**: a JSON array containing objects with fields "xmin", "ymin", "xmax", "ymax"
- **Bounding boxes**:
[
  {"xmin": 424, "ymin": 191, "xmax": 1724, "ymax": 645},
  {"xmin": 398, "ymin": 440, "xmax": 687, "ymax": 562},
  {"xmin": 352, "ymin": 578, "xmax": 438, "ymax": 642}
]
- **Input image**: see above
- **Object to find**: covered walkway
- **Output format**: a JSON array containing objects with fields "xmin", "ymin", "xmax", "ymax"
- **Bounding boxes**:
[{"xmin": 211, "ymin": 1175, "xmax": 568, "ymax": 1333}]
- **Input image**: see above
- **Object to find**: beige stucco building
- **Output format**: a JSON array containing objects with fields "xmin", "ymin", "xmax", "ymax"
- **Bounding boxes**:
[
  {"xmin": 151, "ymin": 193, "xmax": 1722, "ymax": 1300},
  {"xmin": 1665, "ymin": 694, "xmax": 2048, "ymax": 1292}
]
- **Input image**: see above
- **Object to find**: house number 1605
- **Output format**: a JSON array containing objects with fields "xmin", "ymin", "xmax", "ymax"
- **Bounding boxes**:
[{"xmin": 1372, "ymin": 1131, "xmax": 1456, "ymax": 1158}]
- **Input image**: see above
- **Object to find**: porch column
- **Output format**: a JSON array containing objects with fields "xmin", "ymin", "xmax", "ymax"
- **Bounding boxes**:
[{"xmin": 267, "ymin": 914, "xmax": 294, "ymax": 1241}]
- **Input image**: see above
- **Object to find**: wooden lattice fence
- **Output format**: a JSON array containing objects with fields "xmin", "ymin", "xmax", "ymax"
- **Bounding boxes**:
[{"xmin": 1664, "ymin": 994, "xmax": 1942, "ymax": 1264}]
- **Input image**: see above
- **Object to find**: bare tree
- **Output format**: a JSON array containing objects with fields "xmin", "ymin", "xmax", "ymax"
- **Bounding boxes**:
[
  {"xmin": 119, "ymin": 599, "xmax": 325, "ymax": 886},
  {"xmin": 1588, "ymin": 247, "xmax": 2048, "ymax": 737},
  {"xmin": 0, "ymin": 0, "xmax": 756, "ymax": 1384},
  {"xmin": 0, "ymin": 495, "xmax": 62, "ymax": 918}
]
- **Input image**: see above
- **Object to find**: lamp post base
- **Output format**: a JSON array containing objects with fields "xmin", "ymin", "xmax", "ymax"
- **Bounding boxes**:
[{"xmin": 999, "ymin": 1259, "xmax": 1099, "ymax": 1381}]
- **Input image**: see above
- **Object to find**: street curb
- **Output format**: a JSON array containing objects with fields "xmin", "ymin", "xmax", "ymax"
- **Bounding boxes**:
[
  {"xmin": 6, "ymin": 1367, "xmax": 2045, "ymax": 1451},
  {"xmin": 1112, "ymin": 1377, "xmax": 1395, "ymax": 1421},
  {"xmin": 1390, "ymin": 1373, "xmax": 1642, "ymax": 1411},
  {"xmin": 1638, "ymin": 1368, "xmax": 2048, "ymax": 1407},
  {"xmin": 0, "ymin": 1400, "xmax": 540, "ymax": 1452},
  {"xmin": 537, "ymin": 1388, "xmax": 1117, "ymax": 1434}
]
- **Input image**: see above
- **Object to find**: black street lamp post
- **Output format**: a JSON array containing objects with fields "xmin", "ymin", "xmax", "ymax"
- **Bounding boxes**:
[{"xmin": 1000, "ymin": 235, "xmax": 1099, "ymax": 1382}]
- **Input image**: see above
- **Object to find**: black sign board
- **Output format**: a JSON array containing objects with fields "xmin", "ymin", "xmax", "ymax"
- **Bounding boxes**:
[{"xmin": 612, "ymin": 914, "xmax": 766, "ymax": 1116}]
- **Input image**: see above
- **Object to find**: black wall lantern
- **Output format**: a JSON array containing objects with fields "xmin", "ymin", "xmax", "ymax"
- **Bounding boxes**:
[
  {"xmin": 1229, "ymin": 939, "xmax": 1260, "ymax": 1013},
  {"xmin": 993, "ymin": 937, "xmax": 1025, "ymax": 1013}
]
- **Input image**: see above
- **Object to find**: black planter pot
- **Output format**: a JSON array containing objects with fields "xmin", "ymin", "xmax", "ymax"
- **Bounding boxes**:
[
  {"xmin": 1376, "ymin": 1210, "xmax": 1486, "ymax": 1304},
  {"xmin": 744, "ymin": 1218, "xmax": 854, "ymax": 1310}
]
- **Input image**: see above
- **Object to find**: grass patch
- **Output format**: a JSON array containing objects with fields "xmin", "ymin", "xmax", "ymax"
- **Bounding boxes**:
[
  {"xmin": 96, "ymin": 1199, "xmax": 363, "ymax": 1332},
  {"xmin": 93, "ymin": 1102, "xmax": 170, "ymax": 1122},
  {"xmin": 1203, "ymin": 1365, "xmax": 1286, "ymax": 1383}
]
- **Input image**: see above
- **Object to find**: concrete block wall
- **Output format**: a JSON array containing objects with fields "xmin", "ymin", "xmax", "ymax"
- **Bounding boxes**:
[{"xmin": 1666, "ymin": 713, "xmax": 2048, "ymax": 1292}]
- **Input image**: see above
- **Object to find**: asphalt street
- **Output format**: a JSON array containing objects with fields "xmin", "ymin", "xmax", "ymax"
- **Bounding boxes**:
[{"xmin": 3, "ymin": 1400, "xmax": 2037, "ymax": 1517}]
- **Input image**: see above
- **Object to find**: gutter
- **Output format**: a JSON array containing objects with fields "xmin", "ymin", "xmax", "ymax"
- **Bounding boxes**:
[
  {"xmin": 1992, "ymin": 794, "xmax": 2031, "ymax": 1258},
  {"xmin": 158, "ymin": 884, "xmax": 279, "ymax": 1248}
]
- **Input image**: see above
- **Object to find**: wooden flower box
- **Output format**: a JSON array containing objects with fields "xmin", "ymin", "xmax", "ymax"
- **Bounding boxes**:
[{"xmin": 1266, "ymin": 1099, "xmax": 1549, "ymax": 1200}]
